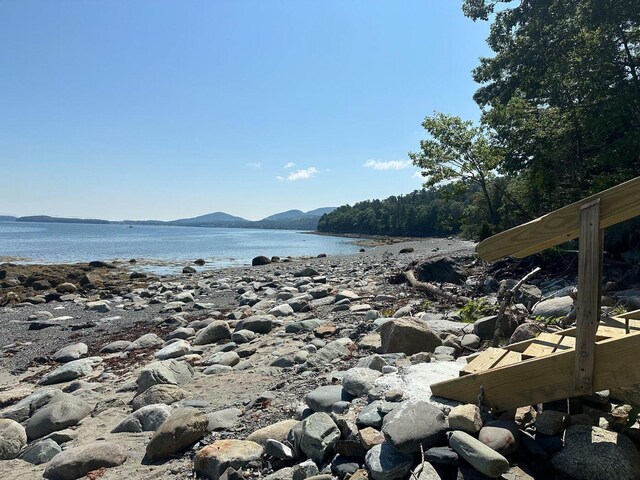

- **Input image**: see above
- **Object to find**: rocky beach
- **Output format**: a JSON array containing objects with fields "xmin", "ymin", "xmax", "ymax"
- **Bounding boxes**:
[{"xmin": 2, "ymin": 237, "xmax": 640, "ymax": 480}]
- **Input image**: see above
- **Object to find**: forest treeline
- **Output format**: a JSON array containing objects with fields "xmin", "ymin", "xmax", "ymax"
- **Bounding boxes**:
[{"xmin": 319, "ymin": 0, "xmax": 640, "ymax": 247}]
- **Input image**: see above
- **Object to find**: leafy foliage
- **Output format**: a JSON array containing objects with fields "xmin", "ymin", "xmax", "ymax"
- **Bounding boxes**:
[
  {"xmin": 320, "ymin": 1, "xmax": 640, "ymax": 245},
  {"xmin": 458, "ymin": 298, "xmax": 496, "ymax": 323},
  {"xmin": 465, "ymin": 0, "xmax": 640, "ymax": 215}
]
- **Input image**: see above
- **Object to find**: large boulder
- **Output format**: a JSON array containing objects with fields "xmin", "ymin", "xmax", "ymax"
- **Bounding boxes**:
[
  {"xmin": 25, "ymin": 394, "xmax": 92, "ymax": 440},
  {"xmin": 532, "ymin": 296, "xmax": 574, "ymax": 319},
  {"xmin": 342, "ymin": 368, "xmax": 382, "ymax": 397},
  {"xmin": 19, "ymin": 438, "xmax": 61, "ymax": 464},
  {"xmin": 247, "ymin": 419, "xmax": 299, "ymax": 446},
  {"xmin": 0, "ymin": 418, "xmax": 27, "ymax": 460},
  {"xmin": 380, "ymin": 318, "xmax": 442, "ymax": 355},
  {"xmin": 43, "ymin": 442, "xmax": 128, "ymax": 480},
  {"xmin": 240, "ymin": 315, "xmax": 274, "ymax": 334},
  {"xmin": 365, "ymin": 442, "xmax": 413, "ymax": 480},
  {"xmin": 52, "ymin": 343, "xmax": 88, "ymax": 363},
  {"xmin": 125, "ymin": 333, "xmax": 164, "ymax": 350},
  {"xmin": 131, "ymin": 383, "xmax": 189, "ymax": 410},
  {"xmin": 195, "ymin": 440, "xmax": 263, "ymax": 479},
  {"xmin": 111, "ymin": 404, "xmax": 172, "ymax": 433},
  {"xmin": 193, "ymin": 321, "xmax": 232, "ymax": 345},
  {"xmin": 300, "ymin": 412, "xmax": 341, "ymax": 465},
  {"xmin": 552, "ymin": 425, "xmax": 640, "ymax": 480},
  {"xmin": 0, "ymin": 389, "xmax": 63, "ymax": 423},
  {"xmin": 415, "ymin": 257, "xmax": 465, "ymax": 284},
  {"xmin": 154, "ymin": 339, "xmax": 191, "ymax": 360},
  {"xmin": 136, "ymin": 359, "xmax": 194, "ymax": 394},
  {"xmin": 39, "ymin": 358, "xmax": 101, "ymax": 385},
  {"xmin": 305, "ymin": 385, "xmax": 352, "ymax": 413},
  {"xmin": 381, "ymin": 400, "xmax": 447, "ymax": 453},
  {"xmin": 145, "ymin": 407, "xmax": 209, "ymax": 461}
]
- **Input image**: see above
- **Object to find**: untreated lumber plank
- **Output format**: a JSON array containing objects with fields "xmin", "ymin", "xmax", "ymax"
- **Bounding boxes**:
[
  {"xmin": 493, "ymin": 351, "xmax": 521, "ymax": 368},
  {"xmin": 556, "ymin": 335, "xmax": 575, "ymax": 351},
  {"xmin": 574, "ymin": 201, "xmax": 603, "ymax": 395},
  {"xmin": 613, "ymin": 309, "xmax": 640, "ymax": 321},
  {"xmin": 522, "ymin": 332, "xmax": 562, "ymax": 358},
  {"xmin": 431, "ymin": 332, "xmax": 640, "ymax": 411},
  {"xmin": 476, "ymin": 176, "xmax": 640, "ymax": 261},
  {"xmin": 461, "ymin": 348, "xmax": 507, "ymax": 375}
]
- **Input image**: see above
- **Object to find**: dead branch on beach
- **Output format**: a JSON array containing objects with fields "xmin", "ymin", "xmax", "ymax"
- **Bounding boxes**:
[{"xmin": 404, "ymin": 269, "xmax": 472, "ymax": 305}]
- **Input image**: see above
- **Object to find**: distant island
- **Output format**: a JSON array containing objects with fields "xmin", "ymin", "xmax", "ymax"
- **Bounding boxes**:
[{"xmin": 4, "ymin": 208, "xmax": 337, "ymax": 231}]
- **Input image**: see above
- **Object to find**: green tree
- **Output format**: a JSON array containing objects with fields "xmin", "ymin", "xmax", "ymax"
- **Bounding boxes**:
[
  {"xmin": 463, "ymin": 0, "xmax": 640, "ymax": 215},
  {"xmin": 409, "ymin": 112, "xmax": 503, "ymax": 226}
]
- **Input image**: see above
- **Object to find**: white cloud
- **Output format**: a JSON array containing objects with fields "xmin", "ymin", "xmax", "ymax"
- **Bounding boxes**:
[
  {"xmin": 363, "ymin": 159, "xmax": 412, "ymax": 170},
  {"xmin": 412, "ymin": 171, "xmax": 424, "ymax": 179},
  {"xmin": 276, "ymin": 175, "xmax": 285, "ymax": 181},
  {"xmin": 246, "ymin": 162, "xmax": 262, "ymax": 168},
  {"xmin": 283, "ymin": 162, "xmax": 296, "ymax": 169},
  {"xmin": 287, "ymin": 167, "xmax": 319, "ymax": 181}
]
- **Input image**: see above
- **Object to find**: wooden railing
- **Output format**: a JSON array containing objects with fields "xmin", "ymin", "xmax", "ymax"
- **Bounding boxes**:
[{"xmin": 476, "ymin": 176, "xmax": 640, "ymax": 394}]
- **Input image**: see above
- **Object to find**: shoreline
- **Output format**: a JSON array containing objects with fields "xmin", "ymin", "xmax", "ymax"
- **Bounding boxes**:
[{"xmin": 0, "ymin": 235, "xmax": 478, "ymax": 274}]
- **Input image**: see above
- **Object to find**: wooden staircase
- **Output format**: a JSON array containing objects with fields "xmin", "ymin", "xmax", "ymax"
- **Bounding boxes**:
[{"xmin": 430, "ymin": 176, "xmax": 640, "ymax": 411}]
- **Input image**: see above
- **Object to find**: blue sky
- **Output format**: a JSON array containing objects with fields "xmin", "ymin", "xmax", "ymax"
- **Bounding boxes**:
[{"xmin": 0, "ymin": 1, "xmax": 491, "ymax": 221}]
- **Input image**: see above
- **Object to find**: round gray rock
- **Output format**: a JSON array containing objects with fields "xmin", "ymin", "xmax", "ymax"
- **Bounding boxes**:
[
  {"xmin": 136, "ymin": 359, "xmax": 194, "ymax": 394},
  {"xmin": 25, "ymin": 395, "xmax": 92, "ymax": 440},
  {"xmin": 365, "ymin": 442, "xmax": 413, "ymax": 480},
  {"xmin": 380, "ymin": 318, "xmax": 442, "ymax": 355},
  {"xmin": 305, "ymin": 385, "xmax": 352, "ymax": 413},
  {"xmin": 206, "ymin": 351, "xmax": 240, "ymax": 367},
  {"xmin": 126, "ymin": 333, "xmax": 164, "ymax": 351},
  {"xmin": 193, "ymin": 320, "xmax": 232, "ymax": 345},
  {"xmin": 43, "ymin": 441, "xmax": 128, "ymax": 480},
  {"xmin": 52, "ymin": 343, "xmax": 88, "ymax": 363},
  {"xmin": 111, "ymin": 404, "xmax": 172, "ymax": 433},
  {"xmin": 195, "ymin": 439, "xmax": 264, "ymax": 479},
  {"xmin": 342, "ymin": 368, "xmax": 382, "ymax": 397},
  {"xmin": 19, "ymin": 438, "xmax": 61, "ymax": 464},
  {"xmin": 300, "ymin": 412, "xmax": 341, "ymax": 465},
  {"xmin": 449, "ymin": 430, "xmax": 509, "ymax": 478},
  {"xmin": 552, "ymin": 425, "xmax": 640, "ymax": 480},
  {"xmin": 145, "ymin": 407, "xmax": 209, "ymax": 460},
  {"xmin": 381, "ymin": 400, "xmax": 447, "ymax": 453},
  {"xmin": 154, "ymin": 339, "xmax": 191, "ymax": 360},
  {"xmin": 131, "ymin": 383, "xmax": 189, "ymax": 411},
  {"xmin": 0, "ymin": 418, "xmax": 27, "ymax": 460}
]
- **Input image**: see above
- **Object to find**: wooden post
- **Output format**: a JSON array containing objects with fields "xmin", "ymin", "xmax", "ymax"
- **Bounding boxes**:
[{"xmin": 574, "ymin": 199, "xmax": 603, "ymax": 394}]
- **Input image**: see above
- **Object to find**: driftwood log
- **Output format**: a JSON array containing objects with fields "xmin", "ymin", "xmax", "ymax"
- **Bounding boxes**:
[{"xmin": 404, "ymin": 269, "xmax": 472, "ymax": 305}]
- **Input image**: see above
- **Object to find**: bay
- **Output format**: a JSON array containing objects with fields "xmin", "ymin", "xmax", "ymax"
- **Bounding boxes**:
[{"xmin": 0, "ymin": 221, "xmax": 362, "ymax": 274}]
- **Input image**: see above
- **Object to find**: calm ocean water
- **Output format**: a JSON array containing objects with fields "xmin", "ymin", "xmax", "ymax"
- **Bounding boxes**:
[{"xmin": 0, "ymin": 222, "xmax": 362, "ymax": 274}]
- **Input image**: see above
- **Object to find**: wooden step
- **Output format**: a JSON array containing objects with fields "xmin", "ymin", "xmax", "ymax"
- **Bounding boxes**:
[
  {"xmin": 522, "ymin": 332, "xmax": 563, "ymax": 358},
  {"xmin": 432, "ymin": 331, "xmax": 640, "ymax": 411}
]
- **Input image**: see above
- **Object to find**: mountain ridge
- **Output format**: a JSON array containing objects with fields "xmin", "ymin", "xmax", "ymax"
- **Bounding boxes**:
[{"xmin": 9, "ymin": 208, "xmax": 337, "ymax": 230}]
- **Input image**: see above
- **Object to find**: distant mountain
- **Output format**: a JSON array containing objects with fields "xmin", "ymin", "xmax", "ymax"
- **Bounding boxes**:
[
  {"xmin": 9, "ymin": 208, "xmax": 337, "ymax": 231},
  {"xmin": 170, "ymin": 211, "xmax": 248, "ymax": 226},
  {"xmin": 261, "ymin": 210, "xmax": 306, "ymax": 222},
  {"xmin": 305, "ymin": 207, "xmax": 336, "ymax": 217},
  {"xmin": 261, "ymin": 208, "xmax": 336, "ymax": 222},
  {"xmin": 16, "ymin": 215, "xmax": 109, "ymax": 225}
]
